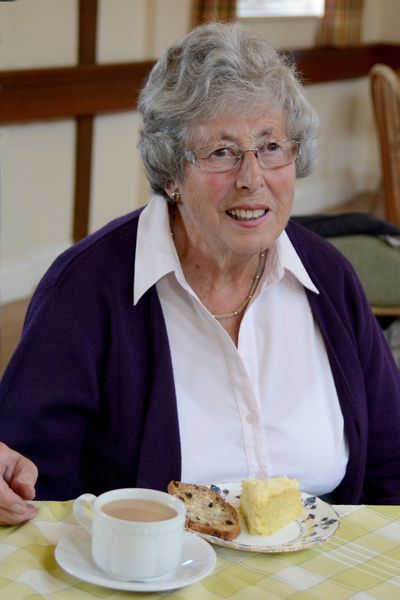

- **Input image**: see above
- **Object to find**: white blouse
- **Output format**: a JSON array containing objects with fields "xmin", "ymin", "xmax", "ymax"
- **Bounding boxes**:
[{"xmin": 134, "ymin": 196, "xmax": 349, "ymax": 495}]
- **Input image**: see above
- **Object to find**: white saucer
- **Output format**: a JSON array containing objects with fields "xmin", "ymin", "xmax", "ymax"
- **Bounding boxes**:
[{"xmin": 55, "ymin": 528, "xmax": 216, "ymax": 592}]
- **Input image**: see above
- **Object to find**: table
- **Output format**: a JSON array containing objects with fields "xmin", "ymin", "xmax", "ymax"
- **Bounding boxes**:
[{"xmin": 0, "ymin": 502, "xmax": 399, "ymax": 599}]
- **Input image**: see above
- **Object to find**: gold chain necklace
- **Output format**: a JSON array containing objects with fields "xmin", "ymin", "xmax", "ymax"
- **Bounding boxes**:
[{"xmin": 212, "ymin": 251, "xmax": 266, "ymax": 320}]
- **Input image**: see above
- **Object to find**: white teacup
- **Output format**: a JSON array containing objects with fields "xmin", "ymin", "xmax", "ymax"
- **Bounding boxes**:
[{"xmin": 73, "ymin": 488, "xmax": 186, "ymax": 581}]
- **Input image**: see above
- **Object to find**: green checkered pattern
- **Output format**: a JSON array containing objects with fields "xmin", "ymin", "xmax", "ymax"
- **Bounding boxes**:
[{"xmin": 0, "ymin": 503, "xmax": 399, "ymax": 598}]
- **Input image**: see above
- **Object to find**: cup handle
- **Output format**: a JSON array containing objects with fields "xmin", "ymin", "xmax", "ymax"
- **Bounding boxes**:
[{"xmin": 73, "ymin": 493, "xmax": 96, "ymax": 533}]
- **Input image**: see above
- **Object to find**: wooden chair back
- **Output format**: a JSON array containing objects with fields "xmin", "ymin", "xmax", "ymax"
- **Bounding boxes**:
[{"xmin": 369, "ymin": 63, "xmax": 400, "ymax": 226}]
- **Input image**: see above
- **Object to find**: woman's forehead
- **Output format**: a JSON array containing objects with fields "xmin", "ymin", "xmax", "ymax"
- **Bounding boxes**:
[{"xmin": 187, "ymin": 109, "xmax": 288, "ymax": 146}]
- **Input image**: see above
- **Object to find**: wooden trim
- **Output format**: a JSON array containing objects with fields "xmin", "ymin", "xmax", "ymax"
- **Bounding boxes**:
[
  {"xmin": 1, "ymin": 44, "xmax": 400, "ymax": 125},
  {"xmin": 79, "ymin": 0, "xmax": 98, "ymax": 65},
  {"xmin": 372, "ymin": 305, "xmax": 400, "ymax": 316},
  {"xmin": 73, "ymin": 0, "xmax": 98, "ymax": 242},
  {"xmin": 74, "ymin": 116, "xmax": 94, "ymax": 241},
  {"xmin": 286, "ymin": 43, "xmax": 400, "ymax": 84},
  {"xmin": 0, "ymin": 61, "xmax": 154, "ymax": 124}
]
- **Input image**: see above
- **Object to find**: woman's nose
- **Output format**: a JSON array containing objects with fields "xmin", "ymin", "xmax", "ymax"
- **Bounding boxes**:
[{"xmin": 235, "ymin": 150, "xmax": 264, "ymax": 190}]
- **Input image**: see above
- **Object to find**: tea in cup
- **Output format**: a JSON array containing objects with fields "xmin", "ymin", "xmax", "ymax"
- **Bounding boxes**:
[{"xmin": 73, "ymin": 488, "xmax": 186, "ymax": 581}]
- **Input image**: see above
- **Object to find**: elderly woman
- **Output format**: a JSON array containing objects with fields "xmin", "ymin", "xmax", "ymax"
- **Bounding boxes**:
[{"xmin": 0, "ymin": 22, "xmax": 399, "ymax": 525}]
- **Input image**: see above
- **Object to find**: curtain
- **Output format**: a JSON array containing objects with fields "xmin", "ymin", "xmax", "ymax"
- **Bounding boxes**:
[
  {"xmin": 191, "ymin": 0, "xmax": 237, "ymax": 27},
  {"xmin": 316, "ymin": 0, "xmax": 365, "ymax": 46}
]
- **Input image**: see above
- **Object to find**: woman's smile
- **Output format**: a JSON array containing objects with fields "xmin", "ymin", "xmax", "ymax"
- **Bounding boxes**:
[{"xmin": 225, "ymin": 206, "xmax": 271, "ymax": 225}]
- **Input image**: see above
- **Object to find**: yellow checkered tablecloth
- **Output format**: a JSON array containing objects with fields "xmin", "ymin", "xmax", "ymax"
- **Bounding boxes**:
[{"xmin": 0, "ymin": 502, "xmax": 399, "ymax": 599}]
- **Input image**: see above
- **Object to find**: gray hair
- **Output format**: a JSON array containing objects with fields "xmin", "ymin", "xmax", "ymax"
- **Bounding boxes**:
[{"xmin": 138, "ymin": 22, "xmax": 319, "ymax": 198}]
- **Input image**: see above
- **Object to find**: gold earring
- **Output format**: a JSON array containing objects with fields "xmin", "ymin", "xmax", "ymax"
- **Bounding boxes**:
[{"xmin": 171, "ymin": 190, "xmax": 182, "ymax": 204}]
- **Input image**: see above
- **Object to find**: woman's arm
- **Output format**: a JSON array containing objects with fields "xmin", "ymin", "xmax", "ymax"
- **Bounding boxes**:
[{"xmin": 0, "ymin": 287, "xmax": 101, "ymax": 501}]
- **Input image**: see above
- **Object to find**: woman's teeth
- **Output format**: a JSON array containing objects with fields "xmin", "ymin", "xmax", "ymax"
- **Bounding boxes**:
[{"xmin": 226, "ymin": 208, "xmax": 267, "ymax": 220}]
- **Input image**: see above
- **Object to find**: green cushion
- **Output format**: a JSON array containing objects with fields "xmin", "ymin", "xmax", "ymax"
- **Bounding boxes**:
[{"xmin": 327, "ymin": 234, "xmax": 400, "ymax": 306}]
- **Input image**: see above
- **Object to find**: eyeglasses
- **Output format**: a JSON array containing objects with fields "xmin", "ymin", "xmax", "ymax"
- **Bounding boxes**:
[{"xmin": 184, "ymin": 139, "xmax": 300, "ymax": 173}]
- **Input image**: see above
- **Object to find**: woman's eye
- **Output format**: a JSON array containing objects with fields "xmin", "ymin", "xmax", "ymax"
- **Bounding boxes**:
[
  {"xmin": 211, "ymin": 147, "xmax": 237, "ymax": 158},
  {"xmin": 258, "ymin": 142, "xmax": 284, "ymax": 157},
  {"xmin": 266, "ymin": 142, "xmax": 280, "ymax": 152}
]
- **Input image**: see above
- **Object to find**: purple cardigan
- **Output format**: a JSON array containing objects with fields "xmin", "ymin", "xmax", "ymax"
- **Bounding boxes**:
[{"xmin": 1, "ymin": 208, "xmax": 400, "ymax": 503}]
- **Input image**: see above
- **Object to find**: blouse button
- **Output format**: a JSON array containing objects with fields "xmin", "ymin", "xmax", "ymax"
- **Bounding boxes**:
[{"xmin": 246, "ymin": 413, "xmax": 259, "ymax": 425}]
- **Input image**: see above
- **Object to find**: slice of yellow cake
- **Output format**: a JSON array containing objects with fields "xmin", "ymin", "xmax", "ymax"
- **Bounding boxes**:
[{"xmin": 240, "ymin": 477, "xmax": 304, "ymax": 536}]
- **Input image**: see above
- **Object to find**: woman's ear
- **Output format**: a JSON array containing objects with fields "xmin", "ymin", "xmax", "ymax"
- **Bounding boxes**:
[
  {"xmin": 165, "ymin": 181, "xmax": 182, "ymax": 204},
  {"xmin": 164, "ymin": 181, "xmax": 176, "ymax": 201}
]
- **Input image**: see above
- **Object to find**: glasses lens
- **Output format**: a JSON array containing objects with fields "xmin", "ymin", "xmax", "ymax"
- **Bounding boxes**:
[
  {"xmin": 256, "ymin": 140, "xmax": 299, "ymax": 169},
  {"xmin": 195, "ymin": 145, "xmax": 241, "ymax": 172}
]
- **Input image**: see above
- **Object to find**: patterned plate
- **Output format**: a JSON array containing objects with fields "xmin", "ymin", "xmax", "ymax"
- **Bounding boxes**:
[{"xmin": 191, "ymin": 482, "xmax": 339, "ymax": 553}]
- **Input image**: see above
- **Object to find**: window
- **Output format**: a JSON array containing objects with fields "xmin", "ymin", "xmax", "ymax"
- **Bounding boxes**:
[{"xmin": 237, "ymin": 0, "xmax": 325, "ymax": 18}]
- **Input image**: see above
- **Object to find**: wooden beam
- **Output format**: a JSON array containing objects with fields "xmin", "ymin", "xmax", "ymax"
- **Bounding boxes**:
[
  {"xmin": 0, "ymin": 62, "xmax": 154, "ymax": 124},
  {"xmin": 74, "ymin": 117, "xmax": 94, "ymax": 241},
  {"xmin": 73, "ymin": 0, "xmax": 98, "ymax": 242},
  {"xmin": 79, "ymin": 0, "xmax": 97, "ymax": 65},
  {"xmin": 2, "ymin": 44, "xmax": 400, "ymax": 125},
  {"xmin": 287, "ymin": 43, "xmax": 400, "ymax": 84}
]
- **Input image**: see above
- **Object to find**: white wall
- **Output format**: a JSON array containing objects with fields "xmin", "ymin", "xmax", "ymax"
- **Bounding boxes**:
[
  {"xmin": 0, "ymin": 0, "xmax": 398, "ymax": 302},
  {"xmin": 294, "ymin": 77, "xmax": 379, "ymax": 215},
  {"xmin": 371, "ymin": 0, "xmax": 400, "ymax": 43}
]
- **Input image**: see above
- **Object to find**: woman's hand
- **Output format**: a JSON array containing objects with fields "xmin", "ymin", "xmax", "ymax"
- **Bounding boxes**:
[{"xmin": 0, "ymin": 443, "xmax": 38, "ymax": 525}]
